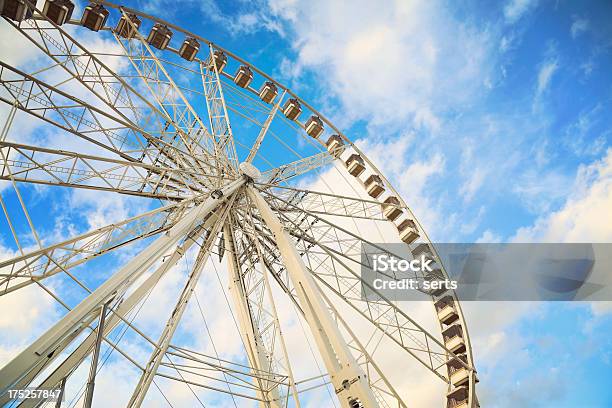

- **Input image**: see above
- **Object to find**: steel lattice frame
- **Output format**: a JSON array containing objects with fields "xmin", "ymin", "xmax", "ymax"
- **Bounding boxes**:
[{"xmin": 0, "ymin": 1, "xmax": 478, "ymax": 407}]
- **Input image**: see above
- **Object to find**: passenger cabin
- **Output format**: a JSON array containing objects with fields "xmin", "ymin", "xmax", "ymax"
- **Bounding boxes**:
[
  {"xmin": 326, "ymin": 135, "xmax": 345, "ymax": 158},
  {"xmin": 116, "ymin": 13, "xmax": 140, "ymax": 39},
  {"xmin": 424, "ymin": 270, "xmax": 447, "ymax": 297},
  {"xmin": 234, "ymin": 65, "xmax": 253, "ymax": 88},
  {"xmin": 412, "ymin": 243, "xmax": 431, "ymax": 258},
  {"xmin": 364, "ymin": 174, "xmax": 385, "ymax": 198},
  {"xmin": 435, "ymin": 295, "xmax": 459, "ymax": 325},
  {"xmin": 446, "ymin": 354, "xmax": 469, "ymax": 387},
  {"xmin": 42, "ymin": 0, "xmax": 74, "ymax": 25},
  {"xmin": 2, "ymin": 0, "xmax": 33, "ymax": 21},
  {"xmin": 397, "ymin": 219, "xmax": 419, "ymax": 244},
  {"xmin": 209, "ymin": 50, "xmax": 227, "ymax": 72},
  {"xmin": 447, "ymin": 386, "xmax": 469, "ymax": 408},
  {"xmin": 305, "ymin": 115, "xmax": 324, "ymax": 139},
  {"xmin": 382, "ymin": 196, "xmax": 402, "ymax": 221},
  {"xmin": 442, "ymin": 324, "xmax": 466, "ymax": 354},
  {"xmin": 259, "ymin": 81, "xmax": 278, "ymax": 104},
  {"xmin": 147, "ymin": 23, "xmax": 172, "ymax": 50},
  {"xmin": 179, "ymin": 37, "xmax": 200, "ymax": 61},
  {"xmin": 282, "ymin": 98, "xmax": 302, "ymax": 121},
  {"xmin": 81, "ymin": 3, "xmax": 108, "ymax": 31},
  {"xmin": 414, "ymin": 245, "xmax": 436, "ymax": 265},
  {"xmin": 345, "ymin": 154, "xmax": 365, "ymax": 177}
]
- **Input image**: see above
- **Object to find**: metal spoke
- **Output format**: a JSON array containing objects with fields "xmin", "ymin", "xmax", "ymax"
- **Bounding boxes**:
[
  {"xmin": 258, "ymin": 183, "xmax": 393, "ymax": 221},
  {"xmin": 0, "ymin": 140, "xmax": 212, "ymax": 199},
  {"xmin": 259, "ymin": 149, "xmax": 340, "ymax": 185},
  {"xmin": 0, "ymin": 196, "xmax": 201, "ymax": 295}
]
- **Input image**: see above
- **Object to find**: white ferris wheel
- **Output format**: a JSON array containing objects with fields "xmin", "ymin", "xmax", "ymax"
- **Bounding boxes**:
[{"xmin": 0, "ymin": 1, "xmax": 479, "ymax": 407}]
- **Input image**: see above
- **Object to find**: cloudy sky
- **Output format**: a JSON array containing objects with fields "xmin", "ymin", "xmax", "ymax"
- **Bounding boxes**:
[{"xmin": 1, "ymin": 0, "xmax": 612, "ymax": 407}]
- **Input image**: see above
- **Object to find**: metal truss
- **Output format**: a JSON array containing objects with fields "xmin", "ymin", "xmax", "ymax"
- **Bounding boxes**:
[
  {"xmin": 228, "ymin": 204, "xmax": 300, "ymax": 407},
  {"xmin": 126, "ymin": 189, "xmax": 238, "ymax": 407},
  {"xmin": 200, "ymin": 45, "xmax": 240, "ymax": 174},
  {"xmin": 259, "ymin": 184, "xmax": 391, "ymax": 221},
  {"xmin": 260, "ymin": 150, "xmax": 336, "ymax": 185},
  {"xmin": 0, "ymin": 196, "xmax": 201, "ymax": 295},
  {"xmin": 0, "ymin": 141, "xmax": 207, "ymax": 199}
]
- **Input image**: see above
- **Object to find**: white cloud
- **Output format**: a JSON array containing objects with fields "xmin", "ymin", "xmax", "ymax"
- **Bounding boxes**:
[
  {"xmin": 563, "ymin": 104, "xmax": 609, "ymax": 157},
  {"xmin": 194, "ymin": 0, "xmax": 285, "ymax": 35},
  {"xmin": 476, "ymin": 229, "xmax": 502, "ymax": 243},
  {"xmin": 513, "ymin": 148, "xmax": 612, "ymax": 243},
  {"xmin": 503, "ymin": 0, "xmax": 538, "ymax": 24},
  {"xmin": 589, "ymin": 301, "xmax": 612, "ymax": 316},
  {"xmin": 570, "ymin": 17, "xmax": 589, "ymax": 39},
  {"xmin": 0, "ymin": 23, "xmax": 40, "ymax": 67},
  {"xmin": 460, "ymin": 167, "xmax": 486, "ymax": 203},
  {"xmin": 535, "ymin": 59, "xmax": 558, "ymax": 98},
  {"xmin": 268, "ymin": 0, "xmax": 497, "ymax": 130},
  {"xmin": 0, "ymin": 251, "xmax": 62, "ymax": 366}
]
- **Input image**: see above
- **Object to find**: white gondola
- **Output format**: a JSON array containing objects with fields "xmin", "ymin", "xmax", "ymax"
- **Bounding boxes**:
[
  {"xmin": 411, "ymin": 242, "xmax": 431, "ymax": 258},
  {"xmin": 209, "ymin": 50, "xmax": 227, "ymax": 72},
  {"xmin": 435, "ymin": 295, "xmax": 459, "ymax": 325},
  {"xmin": 179, "ymin": 37, "xmax": 200, "ymax": 61},
  {"xmin": 147, "ymin": 23, "xmax": 173, "ymax": 50},
  {"xmin": 442, "ymin": 324, "xmax": 466, "ymax": 354},
  {"xmin": 326, "ymin": 135, "xmax": 344, "ymax": 158},
  {"xmin": 42, "ymin": 0, "xmax": 74, "ymax": 25},
  {"xmin": 382, "ymin": 196, "xmax": 402, "ymax": 221},
  {"xmin": 234, "ymin": 65, "xmax": 253, "ymax": 88},
  {"xmin": 259, "ymin": 81, "xmax": 278, "ymax": 104},
  {"xmin": 282, "ymin": 98, "xmax": 302, "ymax": 120},
  {"xmin": 345, "ymin": 154, "xmax": 365, "ymax": 177},
  {"xmin": 304, "ymin": 115, "xmax": 324, "ymax": 138},
  {"xmin": 116, "ymin": 12, "xmax": 140, "ymax": 39},
  {"xmin": 80, "ymin": 2, "xmax": 108, "ymax": 31},
  {"xmin": 424, "ymin": 270, "xmax": 447, "ymax": 297},
  {"xmin": 447, "ymin": 355, "xmax": 469, "ymax": 387},
  {"xmin": 1, "ymin": 0, "xmax": 33, "ymax": 21},
  {"xmin": 397, "ymin": 219, "xmax": 419, "ymax": 244},
  {"xmin": 447, "ymin": 386, "xmax": 469, "ymax": 408},
  {"xmin": 364, "ymin": 174, "xmax": 385, "ymax": 198}
]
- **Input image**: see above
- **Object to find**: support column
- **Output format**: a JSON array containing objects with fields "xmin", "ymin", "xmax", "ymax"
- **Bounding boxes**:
[
  {"xmin": 247, "ymin": 187, "xmax": 379, "ymax": 408},
  {"xmin": 83, "ymin": 301, "xmax": 109, "ymax": 408},
  {"xmin": 224, "ymin": 223, "xmax": 281, "ymax": 408}
]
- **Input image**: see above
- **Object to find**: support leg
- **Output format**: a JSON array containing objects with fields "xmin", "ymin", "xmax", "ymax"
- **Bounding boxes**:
[
  {"xmin": 247, "ymin": 187, "xmax": 379, "ymax": 408},
  {"xmin": 83, "ymin": 301, "xmax": 109, "ymax": 408}
]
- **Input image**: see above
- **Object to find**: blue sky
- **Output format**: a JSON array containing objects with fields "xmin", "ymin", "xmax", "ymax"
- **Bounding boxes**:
[{"xmin": 1, "ymin": 0, "xmax": 612, "ymax": 407}]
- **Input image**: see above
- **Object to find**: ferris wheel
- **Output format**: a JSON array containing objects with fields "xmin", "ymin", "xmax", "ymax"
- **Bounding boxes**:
[{"xmin": 0, "ymin": 1, "xmax": 479, "ymax": 407}]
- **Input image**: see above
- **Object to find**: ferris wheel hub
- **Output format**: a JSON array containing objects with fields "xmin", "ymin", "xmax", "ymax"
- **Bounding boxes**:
[{"xmin": 239, "ymin": 161, "xmax": 261, "ymax": 181}]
